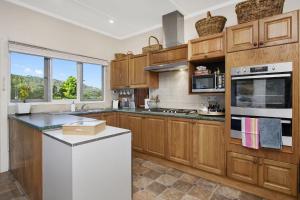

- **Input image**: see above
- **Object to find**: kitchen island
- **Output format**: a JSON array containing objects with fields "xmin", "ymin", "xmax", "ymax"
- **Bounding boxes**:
[{"xmin": 8, "ymin": 113, "xmax": 132, "ymax": 200}]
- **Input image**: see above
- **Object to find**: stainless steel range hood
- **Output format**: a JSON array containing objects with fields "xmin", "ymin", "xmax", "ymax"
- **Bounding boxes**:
[
  {"xmin": 144, "ymin": 11, "xmax": 186, "ymax": 72},
  {"xmin": 145, "ymin": 60, "xmax": 187, "ymax": 72}
]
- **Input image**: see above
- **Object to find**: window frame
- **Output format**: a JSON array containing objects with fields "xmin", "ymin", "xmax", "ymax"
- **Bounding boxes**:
[
  {"xmin": 79, "ymin": 62, "xmax": 105, "ymax": 102},
  {"xmin": 9, "ymin": 52, "xmax": 49, "ymax": 103},
  {"xmin": 9, "ymin": 51, "xmax": 105, "ymax": 103}
]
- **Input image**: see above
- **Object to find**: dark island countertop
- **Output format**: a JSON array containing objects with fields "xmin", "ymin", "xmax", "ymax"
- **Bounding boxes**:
[{"xmin": 9, "ymin": 108, "xmax": 225, "ymax": 131}]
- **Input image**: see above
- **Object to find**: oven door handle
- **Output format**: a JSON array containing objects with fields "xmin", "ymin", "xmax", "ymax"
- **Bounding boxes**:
[
  {"xmin": 231, "ymin": 74, "xmax": 291, "ymax": 80},
  {"xmin": 231, "ymin": 116, "xmax": 291, "ymax": 124}
]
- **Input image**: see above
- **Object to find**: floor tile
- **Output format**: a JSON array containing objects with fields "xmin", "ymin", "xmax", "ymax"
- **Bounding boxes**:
[
  {"xmin": 239, "ymin": 192, "xmax": 263, "ymax": 200},
  {"xmin": 166, "ymin": 168, "xmax": 183, "ymax": 178},
  {"xmin": 172, "ymin": 180, "xmax": 193, "ymax": 193},
  {"xmin": 133, "ymin": 176, "xmax": 153, "ymax": 190},
  {"xmin": 142, "ymin": 161, "xmax": 168, "ymax": 173},
  {"xmin": 181, "ymin": 194, "xmax": 201, "ymax": 200},
  {"xmin": 144, "ymin": 170, "xmax": 162, "ymax": 180},
  {"xmin": 156, "ymin": 174, "xmax": 178, "ymax": 186},
  {"xmin": 133, "ymin": 190, "xmax": 156, "ymax": 200},
  {"xmin": 211, "ymin": 186, "xmax": 240, "ymax": 200},
  {"xmin": 188, "ymin": 184, "xmax": 217, "ymax": 200},
  {"xmin": 179, "ymin": 174, "xmax": 199, "ymax": 184},
  {"xmin": 133, "ymin": 165, "xmax": 150, "ymax": 176},
  {"xmin": 146, "ymin": 181, "xmax": 167, "ymax": 196},
  {"xmin": 157, "ymin": 188, "xmax": 184, "ymax": 200}
]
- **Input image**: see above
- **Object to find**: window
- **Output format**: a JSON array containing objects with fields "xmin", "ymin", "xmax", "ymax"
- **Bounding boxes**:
[
  {"xmin": 9, "ymin": 51, "xmax": 105, "ymax": 103},
  {"xmin": 52, "ymin": 59, "xmax": 77, "ymax": 100},
  {"xmin": 10, "ymin": 52, "xmax": 47, "ymax": 101},
  {"xmin": 81, "ymin": 63, "xmax": 104, "ymax": 101}
]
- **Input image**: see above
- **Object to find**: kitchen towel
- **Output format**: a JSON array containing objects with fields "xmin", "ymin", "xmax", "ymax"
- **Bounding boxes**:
[
  {"xmin": 259, "ymin": 118, "xmax": 282, "ymax": 149},
  {"xmin": 241, "ymin": 117, "xmax": 259, "ymax": 149}
]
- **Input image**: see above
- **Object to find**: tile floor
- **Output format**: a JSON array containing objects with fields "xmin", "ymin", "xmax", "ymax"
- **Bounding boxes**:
[
  {"xmin": 132, "ymin": 157, "xmax": 263, "ymax": 200},
  {"xmin": 0, "ymin": 157, "xmax": 263, "ymax": 200}
]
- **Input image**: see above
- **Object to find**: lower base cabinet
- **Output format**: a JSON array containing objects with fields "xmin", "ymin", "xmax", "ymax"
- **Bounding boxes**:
[
  {"xmin": 167, "ymin": 119, "xmax": 192, "ymax": 166},
  {"xmin": 227, "ymin": 152, "xmax": 297, "ymax": 196},
  {"xmin": 142, "ymin": 116, "xmax": 167, "ymax": 158},
  {"xmin": 192, "ymin": 122, "xmax": 225, "ymax": 175}
]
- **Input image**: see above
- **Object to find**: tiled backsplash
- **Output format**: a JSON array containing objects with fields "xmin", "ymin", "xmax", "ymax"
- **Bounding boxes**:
[{"xmin": 149, "ymin": 69, "xmax": 225, "ymax": 109}]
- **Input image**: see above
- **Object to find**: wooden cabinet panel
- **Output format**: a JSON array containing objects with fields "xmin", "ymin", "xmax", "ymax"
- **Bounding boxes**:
[
  {"xmin": 129, "ymin": 54, "xmax": 148, "ymax": 87},
  {"xmin": 227, "ymin": 152, "xmax": 258, "ymax": 184},
  {"xmin": 189, "ymin": 33, "xmax": 225, "ymax": 61},
  {"xmin": 167, "ymin": 119, "xmax": 192, "ymax": 166},
  {"xmin": 129, "ymin": 54, "xmax": 158, "ymax": 88},
  {"xmin": 142, "ymin": 117, "xmax": 166, "ymax": 158},
  {"xmin": 9, "ymin": 119, "xmax": 42, "ymax": 200},
  {"xmin": 259, "ymin": 11, "xmax": 298, "ymax": 47},
  {"xmin": 101, "ymin": 113, "xmax": 117, "ymax": 126},
  {"xmin": 111, "ymin": 58, "xmax": 129, "ymax": 89},
  {"xmin": 259, "ymin": 159, "xmax": 297, "ymax": 196},
  {"xmin": 167, "ymin": 45, "xmax": 188, "ymax": 62},
  {"xmin": 227, "ymin": 21, "xmax": 259, "ymax": 52},
  {"xmin": 151, "ymin": 51, "xmax": 169, "ymax": 65},
  {"xmin": 192, "ymin": 122, "xmax": 225, "ymax": 175},
  {"xmin": 128, "ymin": 115, "xmax": 143, "ymax": 151}
]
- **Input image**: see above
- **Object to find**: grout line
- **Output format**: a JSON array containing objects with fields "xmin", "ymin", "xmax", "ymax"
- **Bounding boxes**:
[{"xmin": 208, "ymin": 184, "xmax": 220, "ymax": 200}]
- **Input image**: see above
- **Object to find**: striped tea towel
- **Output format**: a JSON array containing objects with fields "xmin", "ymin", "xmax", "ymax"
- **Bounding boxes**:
[{"xmin": 241, "ymin": 117, "xmax": 259, "ymax": 149}]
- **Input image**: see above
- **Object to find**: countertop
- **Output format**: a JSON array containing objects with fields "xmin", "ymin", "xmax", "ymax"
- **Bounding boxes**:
[
  {"xmin": 9, "ymin": 108, "xmax": 224, "ymax": 131},
  {"xmin": 43, "ymin": 126, "xmax": 131, "ymax": 146}
]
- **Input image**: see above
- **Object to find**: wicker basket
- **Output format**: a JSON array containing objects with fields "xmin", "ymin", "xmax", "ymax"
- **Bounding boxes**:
[
  {"xmin": 142, "ymin": 36, "xmax": 163, "ymax": 53},
  {"xmin": 114, "ymin": 53, "xmax": 126, "ymax": 59},
  {"xmin": 195, "ymin": 11, "xmax": 227, "ymax": 37},
  {"xmin": 236, "ymin": 0, "xmax": 285, "ymax": 24}
]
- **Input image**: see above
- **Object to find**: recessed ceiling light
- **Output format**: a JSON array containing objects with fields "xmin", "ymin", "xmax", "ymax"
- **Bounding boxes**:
[{"xmin": 109, "ymin": 19, "xmax": 114, "ymax": 24}]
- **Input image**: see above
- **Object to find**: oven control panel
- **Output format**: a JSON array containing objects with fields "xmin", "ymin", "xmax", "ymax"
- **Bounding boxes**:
[{"xmin": 231, "ymin": 62, "xmax": 292, "ymax": 76}]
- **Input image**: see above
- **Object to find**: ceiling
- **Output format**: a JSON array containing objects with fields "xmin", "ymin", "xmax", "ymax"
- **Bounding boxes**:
[{"xmin": 5, "ymin": 0, "xmax": 239, "ymax": 39}]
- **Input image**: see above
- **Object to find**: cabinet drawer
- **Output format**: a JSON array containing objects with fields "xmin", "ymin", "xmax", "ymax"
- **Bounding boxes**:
[
  {"xmin": 227, "ymin": 152, "xmax": 258, "ymax": 184},
  {"xmin": 259, "ymin": 159, "xmax": 297, "ymax": 196}
]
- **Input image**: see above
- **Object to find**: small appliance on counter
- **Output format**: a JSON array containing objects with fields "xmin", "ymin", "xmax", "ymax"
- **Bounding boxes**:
[
  {"xmin": 197, "ymin": 103, "xmax": 225, "ymax": 116},
  {"xmin": 112, "ymin": 100, "xmax": 119, "ymax": 109},
  {"xmin": 192, "ymin": 66, "xmax": 225, "ymax": 93}
]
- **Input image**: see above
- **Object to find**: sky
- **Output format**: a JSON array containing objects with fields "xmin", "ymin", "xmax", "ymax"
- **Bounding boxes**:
[{"xmin": 10, "ymin": 52, "xmax": 103, "ymax": 89}]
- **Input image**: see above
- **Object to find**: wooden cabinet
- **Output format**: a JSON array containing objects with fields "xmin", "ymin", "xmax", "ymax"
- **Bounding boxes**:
[
  {"xmin": 9, "ymin": 119, "xmax": 42, "ymax": 200},
  {"xmin": 111, "ymin": 57, "xmax": 129, "ymax": 89},
  {"xmin": 142, "ymin": 116, "xmax": 167, "ymax": 158},
  {"xmin": 150, "ymin": 44, "xmax": 187, "ymax": 65},
  {"xmin": 227, "ymin": 152, "xmax": 297, "ymax": 196},
  {"xmin": 259, "ymin": 159, "xmax": 297, "ymax": 196},
  {"xmin": 129, "ymin": 54, "xmax": 158, "ymax": 88},
  {"xmin": 192, "ymin": 122, "xmax": 225, "ymax": 175},
  {"xmin": 188, "ymin": 33, "xmax": 225, "ymax": 61},
  {"xmin": 101, "ymin": 112, "xmax": 118, "ymax": 126},
  {"xmin": 227, "ymin": 11, "xmax": 298, "ymax": 53},
  {"xmin": 259, "ymin": 11, "xmax": 298, "ymax": 48},
  {"xmin": 167, "ymin": 118, "xmax": 192, "ymax": 166},
  {"xmin": 227, "ymin": 152, "xmax": 258, "ymax": 184},
  {"xmin": 226, "ymin": 21, "xmax": 259, "ymax": 52}
]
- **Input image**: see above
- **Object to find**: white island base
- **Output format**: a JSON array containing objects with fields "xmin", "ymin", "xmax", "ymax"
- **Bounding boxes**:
[{"xmin": 43, "ymin": 126, "xmax": 132, "ymax": 200}]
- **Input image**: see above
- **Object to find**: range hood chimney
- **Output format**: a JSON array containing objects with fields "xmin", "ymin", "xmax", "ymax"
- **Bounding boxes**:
[{"xmin": 163, "ymin": 11, "xmax": 184, "ymax": 48}]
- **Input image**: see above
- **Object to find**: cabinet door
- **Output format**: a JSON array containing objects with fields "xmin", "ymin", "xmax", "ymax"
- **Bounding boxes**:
[
  {"xmin": 110, "ymin": 61, "xmax": 119, "ymax": 89},
  {"xmin": 192, "ymin": 122, "xmax": 225, "ymax": 175},
  {"xmin": 189, "ymin": 33, "xmax": 224, "ymax": 60},
  {"xmin": 259, "ymin": 11, "xmax": 298, "ymax": 48},
  {"xmin": 101, "ymin": 113, "xmax": 117, "ymax": 126},
  {"xmin": 259, "ymin": 159, "xmax": 297, "ymax": 196},
  {"xmin": 129, "ymin": 54, "xmax": 148, "ymax": 87},
  {"xmin": 119, "ymin": 59, "xmax": 129, "ymax": 87},
  {"xmin": 227, "ymin": 21, "xmax": 259, "ymax": 53},
  {"xmin": 128, "ymin": 115, "xmax": 143, "ymax": 151},
  {"xmin": 142, "ymin": 117, "xmax": 166, "ymax": 158},
  {"xmin": 227, "ymin": 152, "xmax": 258, "ymax": 184},
  {"xmin": 167, "ymin": 45, "xmax": 188, "ymax": 62},
  {"xmin": 150, "ymin": 51, "xmax": 169, "ymax": 65},
  {"xmin": 167, "ymin": 119, "xmax": 192, "ymax": 166}
]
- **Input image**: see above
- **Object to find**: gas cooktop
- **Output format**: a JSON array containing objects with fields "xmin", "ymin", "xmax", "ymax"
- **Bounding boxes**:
[{"xmin": 146, "ymin": 108, "xmax": 197, "ymax": 115}]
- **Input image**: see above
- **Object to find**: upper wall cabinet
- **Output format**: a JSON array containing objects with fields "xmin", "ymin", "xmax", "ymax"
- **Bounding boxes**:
[
  {"xmin": 188, "ymin": 33, "xmax": 225, "ymax": 61},
  {"xmin": 129, "ymin": 54, "xmax": 158, "ymax": 89},
  {"xmin": 111, "ymin": 57, "xmax": 129, "ymax": 89},
  {"xmin": 149, "ymin": 44, "xmax": 188, "ymax": 66},
  {"xmin": 227, "ymin": 10, "xmax": 299, "ymax": 53}
]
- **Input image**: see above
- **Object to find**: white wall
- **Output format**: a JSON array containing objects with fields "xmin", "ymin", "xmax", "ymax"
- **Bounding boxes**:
[
  {"xmin": 117, "ymin": 0, "xmax": 300, "ymax": 110},
  {"xmin": 0, "ymin": 1, "xmax": 120, "ymax": 172}
]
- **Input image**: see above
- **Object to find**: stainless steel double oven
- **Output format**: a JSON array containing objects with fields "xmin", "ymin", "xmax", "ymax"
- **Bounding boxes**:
[{"xmin": 230, "ymin": 62, "xmax": 293, "ymax": 146}]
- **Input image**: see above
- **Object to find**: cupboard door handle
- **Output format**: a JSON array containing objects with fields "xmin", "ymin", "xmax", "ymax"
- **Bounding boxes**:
[
  {"xmin": 259, "ymin": 41, "xmax": 264, "ymax": 46},
  {"xmin": 253, "ymin": 42, "xmax": 258, "ymax": 47}
]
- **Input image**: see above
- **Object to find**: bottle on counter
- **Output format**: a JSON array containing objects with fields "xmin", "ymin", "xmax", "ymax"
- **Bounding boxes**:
[{"xmin": 71, "ymin": 101, "xmax": 76, "ymax": 112}]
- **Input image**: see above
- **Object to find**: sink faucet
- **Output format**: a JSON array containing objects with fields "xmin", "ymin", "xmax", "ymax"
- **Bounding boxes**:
[{"xmin": 81, "ymin": 104, "xmax": 88, "ymax": 111}]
